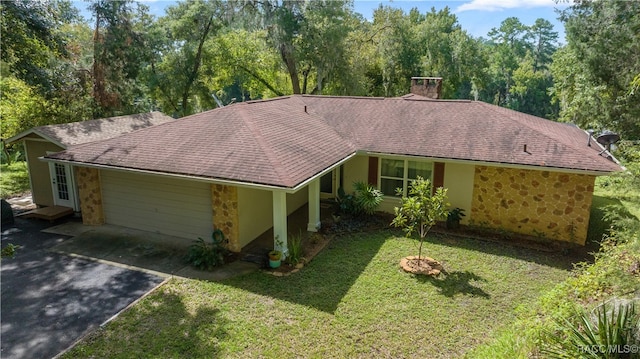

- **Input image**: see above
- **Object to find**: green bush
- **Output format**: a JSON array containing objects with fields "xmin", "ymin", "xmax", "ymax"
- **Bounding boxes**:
[
  {"xmin": 185, "ymin": 229, "xmax": 229, "ymax": 270},
  {"xmin": 336, "ymin": 182, "xmax": 383, "ymax": 216},
  {"xmin": 353, "ymin": 181, "xmax": 383, "ymax": 215}
]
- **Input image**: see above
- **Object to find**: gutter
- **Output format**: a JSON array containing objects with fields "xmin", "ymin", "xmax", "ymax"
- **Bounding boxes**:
[
  {"xmin": 360, "ymin": 150, "xmax": 619, "ymax": 177},
  {"xmin": 40, "ymin": 151, "xmax": 358, "ymax": 194}
]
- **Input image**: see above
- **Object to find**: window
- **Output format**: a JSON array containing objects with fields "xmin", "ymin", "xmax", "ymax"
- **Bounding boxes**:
[{"xmin": 379, "ymin": 158, "xmax": 433, "ymax": 197}]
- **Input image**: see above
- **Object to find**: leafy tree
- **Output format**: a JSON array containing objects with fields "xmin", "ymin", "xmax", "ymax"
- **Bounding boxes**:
[
  {"xmin": 391, "ymin": 177, "xmax": 449, "ymax": 260},
  {"xmin": 0, "ymin": 0, "xmax": 74, "ymax": 93},
  {"xmin": 147, "ymin": 0, "xmax": 231, "ymax": 117},
  {"xmin": 89, "ymin": 0, "xmax": 155, "ymax": 117},
  {"xmin": 0, "ymin": 77, "xmax": 49, "ymax": 141},
  {"xmin": 554, "ymin": 0, "xmax": 640, "ymax": 139}
]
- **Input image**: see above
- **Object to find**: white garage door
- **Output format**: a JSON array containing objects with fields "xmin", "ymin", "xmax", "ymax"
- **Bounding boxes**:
[{"xmin": 101, "ymin": 170, "xmax": 213, "ymax": 240}]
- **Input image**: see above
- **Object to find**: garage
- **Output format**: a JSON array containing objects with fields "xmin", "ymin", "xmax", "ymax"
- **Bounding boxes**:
[{"xmin": 100, "ymin": 170, "xmax": 213, "ymax": 240}]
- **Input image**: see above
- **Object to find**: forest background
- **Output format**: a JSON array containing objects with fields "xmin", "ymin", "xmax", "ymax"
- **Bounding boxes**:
[{"xmin": 1, "ymin": 0, "xmax": 639, "ymax": 144}]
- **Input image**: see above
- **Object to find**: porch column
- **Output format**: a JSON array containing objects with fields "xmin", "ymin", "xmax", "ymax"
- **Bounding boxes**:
[
  {"xmin": 272, "ymin": 191, "xmax": 289, "ymax": 257},
  {"xmin": 307, "ymin": 178, "xmax": 321, "ymax": 232}
]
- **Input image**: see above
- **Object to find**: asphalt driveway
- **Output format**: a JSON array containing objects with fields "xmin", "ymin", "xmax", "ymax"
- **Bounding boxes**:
[{"xmin": 1, "ymin": 218, "xmax": 165, "ymax": 359}]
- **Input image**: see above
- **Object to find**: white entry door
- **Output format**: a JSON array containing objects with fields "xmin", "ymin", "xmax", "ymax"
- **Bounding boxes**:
[{"xmin": 48, "ymin": 162, "xmax": 76, "ymax": 209}]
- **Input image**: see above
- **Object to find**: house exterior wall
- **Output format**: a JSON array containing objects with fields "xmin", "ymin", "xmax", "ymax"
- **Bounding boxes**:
[
  {"xmin": 287, "ymin": 186, "xmax": 308, "ymax": 215},
  {"xmin": 24, "ymin": 139, "xmax": 64, "ymax": 207},
  {"xmin": 75, "ymin": 167, "xmax": 104, "ymax": 225},
  {"xmin": 100, "ymin": 170, "xmax": 213, "ymax": 241},
  {"xmin": 238, "ymin": 187, "xmax": 273, "ymax": 249},
  {"xmin": 470, "ymin": 166, "xmax": 595, "ymax": 244},
  {"xmin": 442, "ymin": 162, "xmax": 475, "ymax": 224},
  {"xmin": 211, "ymin": 184, "xmax": 240, "ymax": 251},
  {"xmin": 342, "ymin": 155, "xmax": 369, "ymax": 189}
]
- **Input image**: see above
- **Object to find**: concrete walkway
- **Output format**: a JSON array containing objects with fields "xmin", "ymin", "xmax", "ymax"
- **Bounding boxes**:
[{"xmin": 46, "ymin": 221, "xmax": 260, "ymax": 281}]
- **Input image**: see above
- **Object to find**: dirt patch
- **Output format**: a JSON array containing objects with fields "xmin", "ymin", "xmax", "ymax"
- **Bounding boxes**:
[{"xmin": 400, "ymin": 256, "xmax": 444, "ymax": 276}]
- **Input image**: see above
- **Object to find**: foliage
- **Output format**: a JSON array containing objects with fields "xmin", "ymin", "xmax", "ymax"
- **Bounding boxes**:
[
  {"xmin": 541, "ymin": 301, "xmax": 640, "ymax": 358},
  {"xmin": 1, "ymin": 244, "xmax": 19, "ymax": 259},
  {"xmin": 185, "ymin": 229, "xmax": 229, "ymax": 270},
  {"xmin": 286, "ymin": 231, "xmax": 303, "ymax": 265},
  {"xmin": 353, "ymin": 181, "xmax": 383, "ymax": 215},
  {"xmin": 0, "ymin": 162, "xmax": 30, "ymax": 199},
  {"xmin": 391, "ymin": 177, "xmax": 449, "ymax": 259},
  {"xmin": 336, "ymin": 182, "xmax": 383, "ymax": 217},
  {"xmin": 269, "ymin": 235, "xmax": 284, "ymax": 260},
  {"xmin": 446, "ymin": 207, "xmax": 466, "ymax": 229},
  {"xmin": 553, "ymin": 0, "xmax": 640, "ymax": 139}
]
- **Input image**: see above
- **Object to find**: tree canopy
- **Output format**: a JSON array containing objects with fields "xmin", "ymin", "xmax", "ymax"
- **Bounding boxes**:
[{"xmin": 2, "ymin": 0, "xmax": 638, "ymax": 144}]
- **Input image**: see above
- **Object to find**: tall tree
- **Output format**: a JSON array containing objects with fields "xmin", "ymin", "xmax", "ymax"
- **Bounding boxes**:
[
  {"xmin": 553, "ymin": 0, "xmax": 640, "ymax": 139},
  {"xmin": 0, "ymin": 0, "xmax": 76, "ymax": 93},
  {"xmin": 148, "ymin": 0, "xmax": 228, "ymax": 116},
  {"xmin": 90, "ymin": 0, "xmax": 154, "ymax": 117}
]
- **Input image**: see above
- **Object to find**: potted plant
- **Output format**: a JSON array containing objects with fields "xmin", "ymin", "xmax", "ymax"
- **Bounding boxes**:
[
  {"xmin": 446, "ymin": 207, "xmax": 465, "ymax": 229},
  {"xmin": 268, "ymin": 236, "xmax": 283, "ymax": 268}
]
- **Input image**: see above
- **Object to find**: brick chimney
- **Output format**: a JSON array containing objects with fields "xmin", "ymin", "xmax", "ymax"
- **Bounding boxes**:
[{"xmin": 410, "ymin": 77, "xmax": 442, "ymax": 99}]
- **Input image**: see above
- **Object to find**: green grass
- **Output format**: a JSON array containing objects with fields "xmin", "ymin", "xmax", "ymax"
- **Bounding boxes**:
[
  {"xmin": 0, "ymin": 161, "xmax": 30, "ymax": 198},
  {"xmin": 64, "ymin": 231, "xmax": 573, "ymax": 358}
]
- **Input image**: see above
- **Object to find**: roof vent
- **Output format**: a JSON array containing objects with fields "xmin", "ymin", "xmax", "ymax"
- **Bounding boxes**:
[{"xmin": 410, "ymin": 77, "xmax": 442, "ymax": 99}]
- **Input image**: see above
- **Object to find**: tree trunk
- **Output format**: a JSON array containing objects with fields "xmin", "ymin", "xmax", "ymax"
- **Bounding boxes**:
[{"xmin": 279, "ymin": 43, "xmax": 301, "ymax": 94}]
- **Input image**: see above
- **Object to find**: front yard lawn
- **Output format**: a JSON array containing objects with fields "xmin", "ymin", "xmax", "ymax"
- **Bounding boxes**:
[
  {"xmin": 64, "ymin": 231, "xmax": 575, "ymax": 358},
  {"xmin": 0, "ymin": 162, "xmax": 30, "ymax": 198}
]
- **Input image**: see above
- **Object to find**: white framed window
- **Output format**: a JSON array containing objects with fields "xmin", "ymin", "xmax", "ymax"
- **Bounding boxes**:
[{"xmin": 379, "ymin": 158, "xmax": 433, "ymax": 197}]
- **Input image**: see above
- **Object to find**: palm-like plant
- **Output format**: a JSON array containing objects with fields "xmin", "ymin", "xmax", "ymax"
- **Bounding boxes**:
[{"xmin": 541, "ymin": 301, "xmax": 640, "ymax": 359}]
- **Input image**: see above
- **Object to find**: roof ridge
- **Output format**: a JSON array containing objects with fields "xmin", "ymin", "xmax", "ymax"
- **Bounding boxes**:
[
  {"xmin": 301, "ymin": 94, "xmax": 385, "ymax": 100},
  {"xmin": 245, "ymin": 96, "xmax": 292, "ymax": 104},
  {"xmin": 236, "ymin": 103, "xmax": 296, "ymax": 186}
]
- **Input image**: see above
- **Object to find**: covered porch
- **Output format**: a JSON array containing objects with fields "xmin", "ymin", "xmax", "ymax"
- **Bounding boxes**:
[{"xmin": 240, "ymin": 199, "xmax": 334, "ymax": 263}]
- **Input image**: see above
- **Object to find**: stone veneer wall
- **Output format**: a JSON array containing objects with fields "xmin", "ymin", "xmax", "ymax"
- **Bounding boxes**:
[
  {"xmin": 471, "ymin": 166, "xmax": 595, "ymax": 244},
  {"xmin": 75, "ymin": 167, "xmax": 104, "ymax": 225},
  {"xmin": 211, "ymin": 184, "xmax": 240, "ymax": 252}
]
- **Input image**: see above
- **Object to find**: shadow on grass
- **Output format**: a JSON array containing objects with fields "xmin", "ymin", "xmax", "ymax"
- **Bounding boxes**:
[
  {"xmin": 418, "ymin": 270, "xmax": 490, "ymax": 299},
  {"xmin": 223, "ymin": 231, "xmax": 388, "ymax": 314},
  {"xmin": 65, "ymin": 290, "xmax": 229, "ymax": 358}
]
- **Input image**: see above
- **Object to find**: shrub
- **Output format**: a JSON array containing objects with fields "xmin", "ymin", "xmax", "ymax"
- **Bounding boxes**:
[
  {"xmin": 541, "ymin": 301, "xmax": 640, "ymax": 358},
  {"xmin": 287, "ymin": 231, "xmax": 303, "ymax": 265},
  {"xmin": 353, "ymin": 181, "xmax": 383, "ymax": 215},
  {"xmin": 185, "ymin": 229, "xmax": 229, "ymax": 270}
]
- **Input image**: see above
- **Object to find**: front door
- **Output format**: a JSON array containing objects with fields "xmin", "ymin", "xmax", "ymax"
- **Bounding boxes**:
[{"xmin": 48, "ymin": 162, "xmax": 76, "ymax": 209}]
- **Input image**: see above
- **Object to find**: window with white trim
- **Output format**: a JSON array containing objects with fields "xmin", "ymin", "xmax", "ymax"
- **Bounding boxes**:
[{"xmin": 379, "ymin": 158, "xmax": 433, "ymax": 197}]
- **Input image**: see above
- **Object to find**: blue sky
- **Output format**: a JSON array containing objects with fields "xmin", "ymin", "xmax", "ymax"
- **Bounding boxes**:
[{"xmin": 74, "ymin": 0, "xmax": 569, "ymax": 42}]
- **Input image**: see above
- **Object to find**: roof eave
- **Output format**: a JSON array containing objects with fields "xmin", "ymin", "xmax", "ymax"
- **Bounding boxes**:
[
  {"xmin": 359, "ymin": 150, "xmax": 621, "ymax": 176},
  {"xmin": 4, "ymin": 129, "xmax": 67, "ymax": 148}
]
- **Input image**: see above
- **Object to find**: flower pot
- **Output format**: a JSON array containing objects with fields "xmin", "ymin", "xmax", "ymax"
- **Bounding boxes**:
[{"xmin": 269, "ymin": 258, "xmax": 281, "ymax": 268}]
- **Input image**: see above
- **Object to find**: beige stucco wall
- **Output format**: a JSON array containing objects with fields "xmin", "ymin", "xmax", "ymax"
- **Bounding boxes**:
[
  {"xmin": 471, "ymin": 166, "xmax": 595, "ymax": 244},
  {"xmin": 75, "ymin": 167, "xmax": 104, "ymax": 225},
  {"xmin": 287, "ymin": 186, "xmax": 308, "ymax": 215},
  {"xmin": 237, "ymin": 187, "xmax": 273, "ymax": 249},
  {"xmin": 443, "ymin": 162, "xmax": 475, "ymax": 224},
  {"xmin": 342, "ymin": 155, "xmax": 369, "ymax": 189},
  {"xmin": 24, "ymin": 139, "xmax": 64, "ymax": 207}
]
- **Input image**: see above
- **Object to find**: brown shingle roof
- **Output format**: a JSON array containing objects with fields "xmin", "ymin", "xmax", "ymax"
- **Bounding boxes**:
[
  {"xmin": 7, "ymin": 112, "xmax": 174, "ymax": 148},
  {"xmin": 46, "ymin": 95, "xmax": 621, "ymax": 188}
]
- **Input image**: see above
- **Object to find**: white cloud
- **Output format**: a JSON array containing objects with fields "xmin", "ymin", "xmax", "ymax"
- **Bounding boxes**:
[{"xmin": 455, "ymin": 0, "xmax": 561, "ymax": 13}]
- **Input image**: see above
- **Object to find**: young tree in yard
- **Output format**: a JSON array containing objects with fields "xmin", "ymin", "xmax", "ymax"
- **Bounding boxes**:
[{"xmin": 391, "ymin": 177, "xmax": 449, "ymax": 260}]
